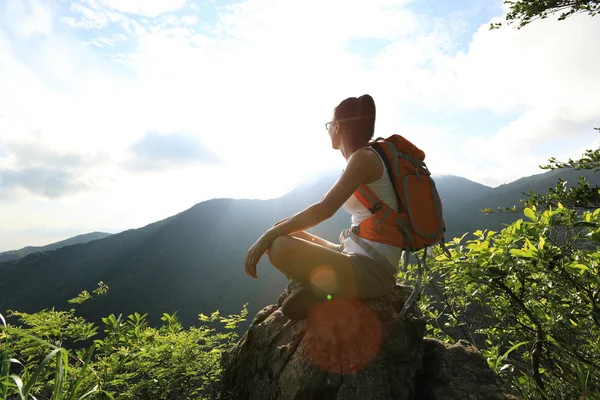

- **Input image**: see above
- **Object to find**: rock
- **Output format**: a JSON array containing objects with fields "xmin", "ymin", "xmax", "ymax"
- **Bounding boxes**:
[
  {"xmin": 416, "ymin": 339, "xmax": 518, "ymax": 400},
  {"xmin": 220, "ymin": 282, "xmax": 518, "ymax": 400},
  {"xmin": 221, "ymin": 282, "xmax": 426, "ymax": 400}
]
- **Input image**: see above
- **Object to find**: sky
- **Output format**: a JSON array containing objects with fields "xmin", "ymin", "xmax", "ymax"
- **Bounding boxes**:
[{"xmin": 0, "ymin": 0, "xmax": 599, "ymax": 251}]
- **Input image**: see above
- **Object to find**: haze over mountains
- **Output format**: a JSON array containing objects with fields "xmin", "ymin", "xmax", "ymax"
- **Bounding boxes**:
[
  {"xmin": 1, "ymin": 169, "xmax": 598, "ymax": 330},
  {"xmin": 0, "ymin": 232, "xmax": 112, "ymax": 262}
]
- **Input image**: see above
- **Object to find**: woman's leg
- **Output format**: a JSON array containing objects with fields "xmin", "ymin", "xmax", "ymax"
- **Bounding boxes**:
[{"xmin": 268, "ymin": 235, "xmax": 358, "ymax": 298}]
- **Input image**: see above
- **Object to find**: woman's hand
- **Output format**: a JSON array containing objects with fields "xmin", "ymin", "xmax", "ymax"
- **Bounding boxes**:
[{"xmin": 244, "ymin": 232, "xmax": 274, "ymax": 279}]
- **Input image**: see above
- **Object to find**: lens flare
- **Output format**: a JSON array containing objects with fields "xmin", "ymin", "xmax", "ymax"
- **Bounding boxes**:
[
  {"xmin": 309, "ymin": 265, "xmax": 338, "ymax": 294},
  {"xmin": 304, "ymin": 298, "xmax": 383, "ymax": 374}
]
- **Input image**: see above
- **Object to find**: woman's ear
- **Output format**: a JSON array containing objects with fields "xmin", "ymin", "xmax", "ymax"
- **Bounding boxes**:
[{"xmin": 332, "ymin": 123, "xmax": 341, "ymax": 149}]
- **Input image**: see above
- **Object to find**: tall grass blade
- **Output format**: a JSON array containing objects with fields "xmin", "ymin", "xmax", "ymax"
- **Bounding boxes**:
[
  {"xmin": 76, "ymin": 385, "xmax": 99, "ymax": 400},
  {"xmin": 23, "ymin": 347, "xmax": 61, "ymax": 397},
  {"xmin": 51, "ymin": 350, "xmax": 68, "ymax": 400},
  {"xmin": 494, "ymin": 340, "xmax": 529, "ymax": 370},
  {"xmin": 66, "ymin": 347, "xmax": 94, "ymax": 400},
  {"xmin": 2, "ymin": 358, "xmax": 25, "ymax": 400},
  {"xmin": 7, "ymin": 327, "xmax": 59, "ymax": 350},
  {"xmin": 9, "ymin": 374, "xmax": 26, "ymax": 400}
]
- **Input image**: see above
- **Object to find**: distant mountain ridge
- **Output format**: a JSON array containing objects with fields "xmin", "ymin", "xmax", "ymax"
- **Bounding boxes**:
[
  {"xmin": 1, "ymin": 169, "xmax": 599, "ymax": 331},
  {"xmin": 0, "ymin": 232, "xmax": 112, "ymax": 263},
  {"xmin": 443, "ymin": 168, "xmax": 599, "ymax": 240},
  {"xmin": 433, "ymin": 175, "xmax": 492, "ymax": 206}
]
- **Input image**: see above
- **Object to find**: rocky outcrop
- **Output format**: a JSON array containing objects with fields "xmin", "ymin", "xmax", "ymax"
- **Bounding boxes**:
[
  {"xmin": 221, "ymin": 282, "xmax": 517, "ymax": 400},
  {"xmin": 416, "ymin": 339, "xmax": 519, "ymax": 400}
]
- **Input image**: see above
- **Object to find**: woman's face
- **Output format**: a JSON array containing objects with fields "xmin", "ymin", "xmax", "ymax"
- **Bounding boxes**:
[{"xmin": 327, "ymin": 115, "xmax": 340, "ymax": 150}]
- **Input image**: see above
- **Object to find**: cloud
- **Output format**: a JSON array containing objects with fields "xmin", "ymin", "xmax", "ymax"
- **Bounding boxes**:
[
  {"xmin": 5, "ymin": 141, "xmax": 95, "ymax": 169},
  {"xmin": 123, "ymin": 131, "xmax": 220, "ymax": 172},
  {"xmin": 0, "ymin": 0, "xmax": 53, "ymax": 39},
  {"xmin": 1, "ymin": 0, "xmax": 599, "ymax": 249},
  {"xmin": 427, "ymin": 13, "xmax": 600, "ymax": 185},
  {"xmin": 0, "ymin": 167, "xmax": 89, "ymax": 198},
  {"xmin": 89, "ymin": 0, "xmax": 187, "ymax": 17},
  {"xmin": 0, "ymin": 140, "xmax": 108, "ymax": 199}
]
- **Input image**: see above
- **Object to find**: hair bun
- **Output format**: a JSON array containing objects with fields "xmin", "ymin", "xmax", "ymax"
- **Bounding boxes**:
[{"xmin": 357, "ymin": 94, "xmax": 375, "ymax": 118}]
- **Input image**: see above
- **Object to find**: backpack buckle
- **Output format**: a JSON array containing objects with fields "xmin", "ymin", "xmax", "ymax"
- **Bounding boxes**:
[{"xmin": 369, "ymin": 203, "xmax": 382, "ymax": 214}]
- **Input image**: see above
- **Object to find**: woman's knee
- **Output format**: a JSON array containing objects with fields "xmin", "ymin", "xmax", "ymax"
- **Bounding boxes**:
[{"xmin": 268, "ymin": 235, "xmax": 293, "ymax": 266}]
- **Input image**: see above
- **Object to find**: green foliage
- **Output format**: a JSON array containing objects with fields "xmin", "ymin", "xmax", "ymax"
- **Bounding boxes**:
[
  {"xmin": 528, "ymin": 130, "xmax": 600, "ymax": 211},
  {"xmin": 68, "ymin": 282, "xmax": 110, "ymax": 305},
  {"xmin": 491, "ymin": 0, "xmax": 599, "ymax": 29},
  {"xmin": 524, "ymin": 177, "xmax": 600, "ymax": 211},
  {"xmin": 481, "ymin": 130, "xmax": 600, "ymax": 214},
  {"xmin": 542, "ymin": 129, "xmax": 600, "ymax": 172},
  {"xmin": 415, "ymin": 204, "xmax": 600, "ymax": 399},
  {"xmin": 1, "ymin": 292, "xmax": 247, "ymax": 399},
  {"xmin": 68, "ymin": 292, "xmax": 93, "ymax": 305}
]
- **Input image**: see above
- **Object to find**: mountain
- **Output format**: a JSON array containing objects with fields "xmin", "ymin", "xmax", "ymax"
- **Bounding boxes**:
[
  {"xmin": 434, "ymin": 175, "xmax": 492, "ymax": 206},
  {"xmin": 0, "ymin": 232, "xmax": 112, "ymax": 263},
  {"xmin": 1, "ymin": 169, "xmax": 598, "ymax": 331},
  {"xmin": 443, "ymin": 168, "xmax": 600, "ymax": 240}
]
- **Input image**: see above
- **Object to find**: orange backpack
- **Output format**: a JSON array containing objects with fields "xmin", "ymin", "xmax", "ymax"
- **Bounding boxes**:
[{"xmin": 342, "ymin": 134, "xmax": 450, "ymax": 316}]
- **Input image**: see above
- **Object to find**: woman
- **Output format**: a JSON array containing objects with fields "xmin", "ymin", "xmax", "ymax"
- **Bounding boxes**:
[{"xmin": 244, "ymin": 94, "xmax": 401, "ymax": 320}]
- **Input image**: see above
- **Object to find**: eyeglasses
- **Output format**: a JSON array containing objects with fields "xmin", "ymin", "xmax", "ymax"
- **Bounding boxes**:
[{"xmin": 325, "ymin": 115, "xmax": 375, "ymax": 131}]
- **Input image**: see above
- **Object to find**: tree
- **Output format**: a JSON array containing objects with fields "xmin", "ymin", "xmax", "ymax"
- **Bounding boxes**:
[
  {"xmin": 491, "ymin": 0, "xmax": 599, "ymax": 28},
  {"xmin": 420, "ymin": 206, "xmax": 600, "ymax": 399},
  {"xmin": 524, "ymin": 128, "xmax": 600, "ymax": 211}
]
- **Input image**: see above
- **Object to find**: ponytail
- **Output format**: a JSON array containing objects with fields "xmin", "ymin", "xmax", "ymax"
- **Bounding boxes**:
[{"xmin": 334, "ymin": 94, "xmax": 376, "ymax": 155}]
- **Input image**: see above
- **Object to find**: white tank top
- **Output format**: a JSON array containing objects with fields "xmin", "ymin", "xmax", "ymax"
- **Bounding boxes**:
[{"xmin": 340, "ymin": 148, "xmax": 403, "ymax": 268}]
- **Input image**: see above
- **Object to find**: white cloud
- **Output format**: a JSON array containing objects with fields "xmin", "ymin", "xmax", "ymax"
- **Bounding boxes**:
[
  {"xmin": 422, "ymin": 13, "xmax": 600, "ymax": 184},
  {"xmin": 92, "ymin": 0, "xmax": 187, "ymax": 17},
  {"xmin": 0, "ymin": 0, "xmax": 53, "ymax": 39},
  {"xmin": 0, "ymin": 0, "xmax": 599, "ymax": 249}
]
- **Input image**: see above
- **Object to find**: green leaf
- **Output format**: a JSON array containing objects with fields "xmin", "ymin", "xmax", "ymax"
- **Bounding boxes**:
[
  {"xmin": 571, "ymin": 263, "xmax": 589, "ymax": 272},
  {"xmin": 495, "ymin": 341, "xmax": 529, "ymax": 370},
  {"xmin": 569, "ymin": 319, "xmax": 578, "ymax": 327},
  {"xmin": 524, "ymin": 207, "xmax": 537, "ymax": 222},
  {"xmin": 540, "ymin": 212, "xmax": 550, "ymax": 224},
  {"xmin": 538, "ymin": 236, "xmax": 545, "ymax": 250},
  {"xmin": 470, "ymin": 268, "xmax": 485, "ymax": 278},
  {"xmin": 509, "ymin": 249, "xmax": 536, "ymax": 258},
  {"xmin": 525, "ymin": 237, "xmax": 535, "ymax": 250}
]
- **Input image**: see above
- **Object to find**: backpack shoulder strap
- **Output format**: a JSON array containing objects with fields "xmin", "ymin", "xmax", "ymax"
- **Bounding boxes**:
[
  {"xmin": 354, "ymin": 184, "xmax": 384, "ymax": 214},
  {"xmin": 370, "ymin": 141, "xmax": 404, "ymax": 213}
]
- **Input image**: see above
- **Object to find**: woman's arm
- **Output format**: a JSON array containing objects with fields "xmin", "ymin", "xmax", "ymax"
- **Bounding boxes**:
[
  {"xmin": 272, "ymin": 218, "xmax": 342, "ymax": 251},
  {"xmin": 263, "ymin": 148, "xmax": 378, "ymax": 241},
  {"xmin": 290, "ymin": 231, "xmax": 344, "ymax": 252},
  {"xmin": 244, "ymin": 148, "xmax": 379, "ymax": 277}
]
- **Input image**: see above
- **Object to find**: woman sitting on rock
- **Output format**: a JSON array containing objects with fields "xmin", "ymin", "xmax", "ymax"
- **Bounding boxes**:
[{"xmin": 244, "ymin": 94, "xmax": 401, "ymax": 320}]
